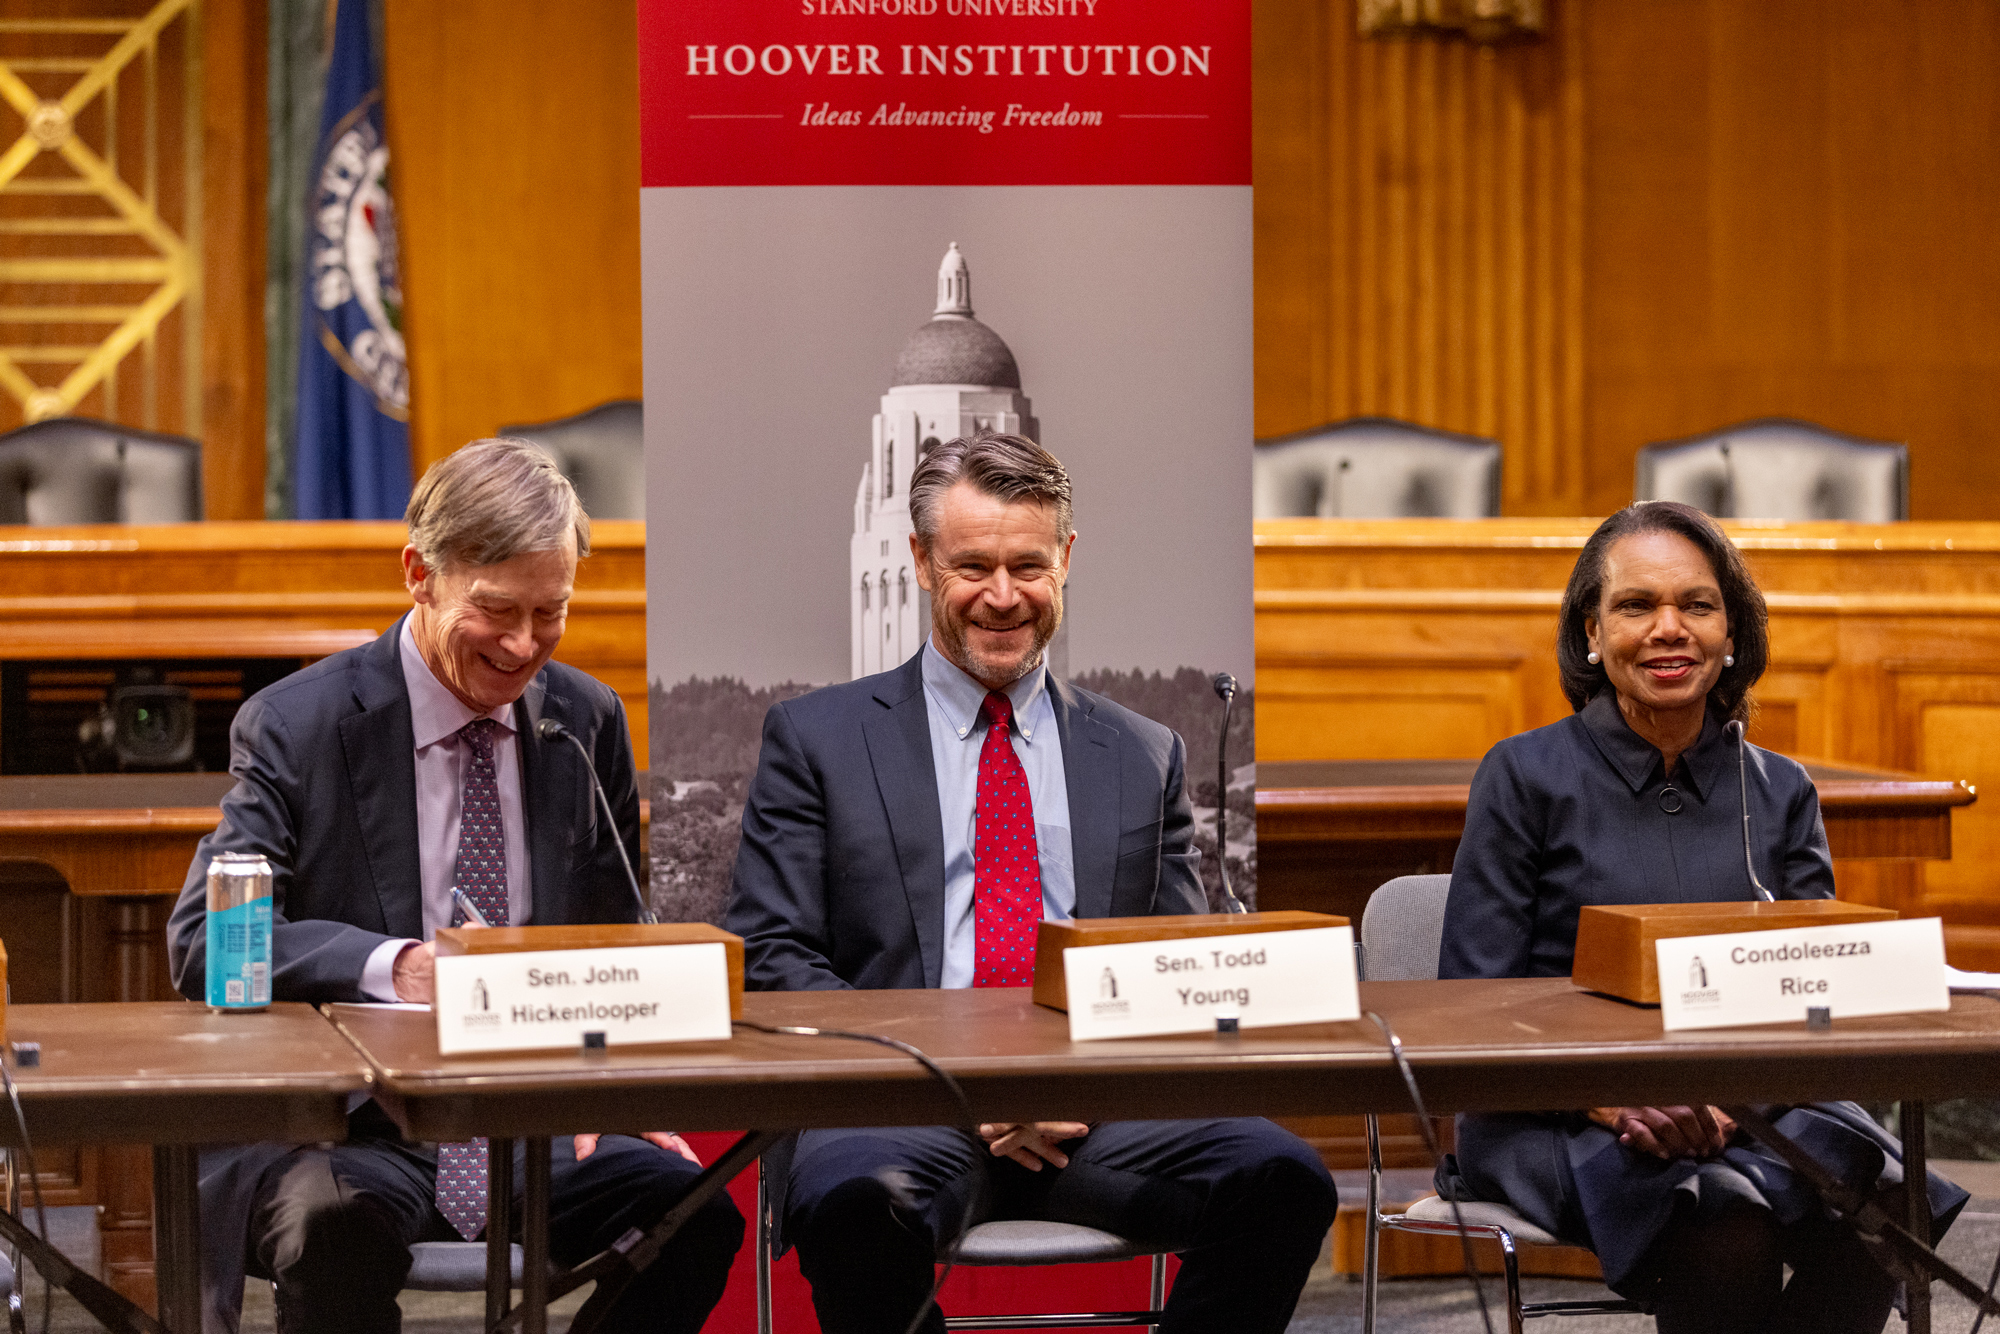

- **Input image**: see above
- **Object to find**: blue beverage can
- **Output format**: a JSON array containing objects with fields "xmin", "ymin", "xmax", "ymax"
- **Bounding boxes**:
[{"xmin": 206, "ymin": 852, "xmax": 273, "ymax": 1011}]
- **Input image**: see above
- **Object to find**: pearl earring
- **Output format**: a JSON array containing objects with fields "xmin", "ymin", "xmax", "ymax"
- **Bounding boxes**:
[
  {"xmin": 1587, "ymin": 651, "xmax": 1601, "ymax": 665},
  {"xmin": 1724, "ymin": 654, "xmax": 1735, "ymax": 667}
]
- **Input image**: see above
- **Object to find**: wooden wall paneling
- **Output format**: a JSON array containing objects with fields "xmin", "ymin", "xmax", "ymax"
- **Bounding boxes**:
[
  {"xmin": 1258, "ymin": 656, "xmax": 1525, "ymax": 761},
  {"xmin": 198, "ymin": 0, "xmax": 265, "ymax": 519},
  {"xmin": 1886, "ymin": 663, "xmax": 2000, "ymax": 922},
  {"xmin": 382, "ymin": 0, "xmax": 644, "ymax": 476},
  {"xmin": 1582, "ymin": 0, "xmax": 2000, "ymax": 520},
  {"xmin": 1251, "ymin": 1, "xmax": 1585, "ymax": 515}
]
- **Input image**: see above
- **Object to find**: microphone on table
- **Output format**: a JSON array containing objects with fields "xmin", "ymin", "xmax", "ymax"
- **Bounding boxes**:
[
  {"xmin": 534, "ymin": 717, "xmax": 659, "ymax": 924},
  {"xmin": 1211, "ymin": 673, "xmax": 1248, "ymax": 914},
  {"xmin": 1718, "ymin": 440, "xmax": 1738, "ymax": 518},
  {"xmin": 1726, "ymin": 719, "xmax": 1775, "ymax": 902}
]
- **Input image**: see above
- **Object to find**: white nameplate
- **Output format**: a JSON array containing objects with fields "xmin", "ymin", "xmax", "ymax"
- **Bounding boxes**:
[
  {"xmin": 434, "ymin": 943, "xmax": 731, "ymax": 1054},
  {"xmin": 1062, "ymin": 926, "xmax": 1359, "ymax": 1041},
  {"xmin": 1656, "ymin": 917, "xmax": 1949, "ymax": 1032}
]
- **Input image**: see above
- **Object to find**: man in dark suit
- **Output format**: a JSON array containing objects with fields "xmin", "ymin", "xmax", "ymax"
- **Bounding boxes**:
[
  {"xmin": 725, "ymin": 434, "xmax": 1335, "ymax": 1334},
  {"xmin": 166, "ymin": 440, "xmax": 740, "ymax": 1334}
]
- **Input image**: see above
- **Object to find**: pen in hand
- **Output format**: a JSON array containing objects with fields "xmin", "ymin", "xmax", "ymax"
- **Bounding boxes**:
[{"xmin": 450, "ymin": 887, "xmax": 491, "ymax": 929}]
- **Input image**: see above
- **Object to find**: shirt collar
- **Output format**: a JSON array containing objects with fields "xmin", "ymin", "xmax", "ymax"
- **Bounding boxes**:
[
  {"xmin": 921, "ymin": 636, "xmax": 1049, "ymax": 742},
  {"xmin": 1577, "ymin": 688, "xmax": 1726, "ymax": 800},
  {"xmin": 399, "ymin": 615, "xmax": 515, "ymax": 749}
]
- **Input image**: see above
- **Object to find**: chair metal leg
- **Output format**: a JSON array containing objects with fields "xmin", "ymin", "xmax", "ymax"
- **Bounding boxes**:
[
  {"xmin": 1362, "ymin": 1112, "xmax": 1382, "ymax": 1334},
  {"xmin": 486, "ymin": 1137, "xmax": 515, "ymax": 1331},
  {"xmin": 1498, "ymin": 1230, "xmax": 1524, "ymax": 1334},
  {"xmin": 1147, "ymin": 1252, "xmax": 1166, "ymax": 1334},
  {"xmin": 756, "ymin": 1159, "xmax": 774, "ymax": 1334}
]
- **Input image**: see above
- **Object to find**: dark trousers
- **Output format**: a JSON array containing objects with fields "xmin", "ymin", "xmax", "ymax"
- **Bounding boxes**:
[
  {"xmin": 245, "ymin": 1103, "xmax": 742, "ymax": 1334},
  {"xmin": 785, "ymin": 1118, "xmax": 1336, "ymax": 1334}
]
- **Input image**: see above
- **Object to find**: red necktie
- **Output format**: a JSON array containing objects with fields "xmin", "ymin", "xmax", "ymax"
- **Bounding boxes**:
[
  {"xmin": 974, "ymin": 691, "xmax": 1040, "ymax": 988},
  {"xmin": 436, "ymin": 719, "xmax": 508, "ymax": 1239}
]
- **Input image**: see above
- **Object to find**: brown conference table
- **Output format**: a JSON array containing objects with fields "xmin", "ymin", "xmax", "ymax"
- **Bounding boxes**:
[
  {"xmin": 330, "ymin": 981, "xmax": 2000, "ymax": 1334},
  {"xmin": 0, "ymin": 1003, "xmax": 372, "ymax": 1334}
]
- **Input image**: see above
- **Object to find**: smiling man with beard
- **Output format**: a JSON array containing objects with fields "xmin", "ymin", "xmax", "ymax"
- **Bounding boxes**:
[{"xmin": 725, "ymin": 433, "xmax": 1335, "ymax": 1334}]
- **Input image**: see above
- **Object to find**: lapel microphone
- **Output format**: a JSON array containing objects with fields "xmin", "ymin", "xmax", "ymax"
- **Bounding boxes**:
[
  {"xmin": 1211, "ymin": 673, "xmax": 1248, "ymax": 914},
  {"xmin": 1725, "ymin": 719, "xmax": 1776, "ymax": 902},
  {"xmin": 534, "ymin": 717, "xmax": 659, "ymax": 924}
]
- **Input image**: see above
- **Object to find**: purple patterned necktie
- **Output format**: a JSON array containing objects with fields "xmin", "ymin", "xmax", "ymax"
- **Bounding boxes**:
[{"xmin": 436, "ymin": 718, "xmax": 508, "ymax": 1240}]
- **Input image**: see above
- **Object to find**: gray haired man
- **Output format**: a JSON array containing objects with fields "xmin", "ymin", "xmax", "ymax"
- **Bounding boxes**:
[{"xmin": 167, "ymin": 439, "xmax": 741, "ymax": 1333}]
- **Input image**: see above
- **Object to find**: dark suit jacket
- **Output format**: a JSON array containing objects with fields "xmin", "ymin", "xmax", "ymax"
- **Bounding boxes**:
[
  {"xmin": 724, "ymin": 651, "xmax": 1206, "ymax": 991},
  {"xmin": 166, "ymin": 617, "xmax": 643, "ymax": 1002},
  {"xmin": 163, "ymin": 617, "xmax": 640, "ymax": 1332}
]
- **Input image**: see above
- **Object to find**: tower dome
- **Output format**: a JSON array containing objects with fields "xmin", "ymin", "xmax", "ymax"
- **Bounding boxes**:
[{"xmin": 890, "ymin": 243, "xmax": 1021, "ymax": 389}]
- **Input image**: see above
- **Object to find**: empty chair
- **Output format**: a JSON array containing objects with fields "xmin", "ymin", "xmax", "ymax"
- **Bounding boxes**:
[
  {"xmin": 1252, "ymin": 417, "xmax": 1501, "ymax": 519},
  {"xmin": 1634, "ymin": 418, "xmax": 1908, "ymax": 521},
  {"xmin": 0, "ymin": 417, "xmax": 202, "ymax": 524},
  {"xmin": 500, "ymin": 399, "xmax": 642, "ymax": 520}
]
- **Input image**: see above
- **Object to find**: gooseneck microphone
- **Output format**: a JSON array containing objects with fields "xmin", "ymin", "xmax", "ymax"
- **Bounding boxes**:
[
  {"xmin": 535, "ymin": 717, "xmax": 659, "ymax": 924},
  {"xmin": 1211, "ymin": 673, "xmax": 1247, "ymax": 914},
  {"xmin": 1726, "ymin": 719, "xmax": 1775, "ymax": 902}
]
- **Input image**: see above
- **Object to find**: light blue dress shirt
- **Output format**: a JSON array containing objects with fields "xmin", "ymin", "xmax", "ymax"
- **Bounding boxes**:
[{"xmin": 922, "ymin": 637, "xmax": 1074, "ymax": 988}]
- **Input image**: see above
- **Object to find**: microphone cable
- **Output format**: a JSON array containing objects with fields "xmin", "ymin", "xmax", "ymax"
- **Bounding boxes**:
[
  {"xmin": 1363, "ymin": 1010, "xmax": 1496, "ymax": 1334},
  {"xmin": 733, "ymin": 1020, "xmax": 988, "ymax": 1334},
  {"xmin": 1, "ymin": 1050, "xmax": 51, "ymax": 1334},
  {"xmin": 1725, "ymin": 720, "xmax": 1775, "ymax": 901},
  {"xmin": 1209, "ymin": 674, "xmax": 1246, "ymax": 914},
  {"xmin": 534, "ymin": 718, "xmax": 658, "ymax": 924}
]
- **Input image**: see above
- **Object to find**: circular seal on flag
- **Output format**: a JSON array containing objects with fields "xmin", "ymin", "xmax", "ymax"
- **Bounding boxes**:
[{"xmin": 309, "ymin": 105, "xmax": 409, "ymax": 416}]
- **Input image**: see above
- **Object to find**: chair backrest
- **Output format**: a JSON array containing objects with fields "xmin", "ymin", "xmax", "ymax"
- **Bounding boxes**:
[
  {"xmin": 1633, "ymin": 417, "xmax": 1908, "ymax": 522},
  {"xmin": 1358, "ymin": 874, "xmax": 1451, "ymax": 982},
  {"xmin": 1252, "ymin": 417, "xmax": 1501, "ymax": 519},
  {"xmin": 0, "ymin": 417, "xmax": 202, "ymax": 524},
  {"xmin": 500, "ymin": 399, "xmax": 643, "ymax": 520}
]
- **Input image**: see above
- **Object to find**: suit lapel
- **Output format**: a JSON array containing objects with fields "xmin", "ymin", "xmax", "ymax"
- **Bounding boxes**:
[
  {"xmin": 861, "ymin": 655, "xmax": 948, "ymax": 987},
  {"xmin": 337, "ymin": 621, "xmax": 423, "ymax": 938},
  {"xmin": 1051, "ymin": 678, "xmax": 1121, "ymax": 919},
  {"xmin": 515, "ymin": 674, "xmax": 571, "ymax": 926}
]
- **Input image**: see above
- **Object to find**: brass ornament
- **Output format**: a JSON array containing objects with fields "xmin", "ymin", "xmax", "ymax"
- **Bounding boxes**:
[{"xmin": 26, "ymin": 100, "xmax": 70, "ymax": 151}]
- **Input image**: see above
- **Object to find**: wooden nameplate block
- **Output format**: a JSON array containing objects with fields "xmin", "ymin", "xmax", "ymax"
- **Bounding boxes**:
[
  {"xmin": 434, "ymin": 923, "xmax": 745, "ymax": 1020},
  {"xmin": 1032, "ymin": 911, "xmax": 1348, "ymax": 1012},
  {"xmin": 1572, "ymin": 900, "xmax": 1897, "ymax": 1005}
]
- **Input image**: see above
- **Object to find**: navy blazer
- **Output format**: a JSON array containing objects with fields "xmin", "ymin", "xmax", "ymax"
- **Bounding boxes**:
[
  {"xmin": 725, "ymin": 652, "xmax": 1207, "ymax": 990},
  {"xmin": 1440, "ymin": 691, "xmax": 1835, "ymax": 981},
  {"xmin": 166, "ymin": 618, "xmax": 643, "ymax": 1002},
  {"xmin": 165, "ymin": 618, "xmax": 641, "ymax": 1332}
]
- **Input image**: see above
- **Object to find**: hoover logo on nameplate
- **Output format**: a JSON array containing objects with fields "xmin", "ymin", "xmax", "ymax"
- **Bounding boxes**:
[
  {"xmin": 1062, "ymin": 927, "xmax": 1358, "ymax": 1041},
  {"xmin": 1655, "ymin": 918, "xmax": 1949, "ymax": 1032},
  {"xmin": 434, "ymin": 944, "xmax": 731, "ymax": 1054}
]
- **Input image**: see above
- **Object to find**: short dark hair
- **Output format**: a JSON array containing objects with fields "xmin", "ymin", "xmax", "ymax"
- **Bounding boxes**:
[
  {"xmin": 1557, "ymin": 501, "xmax": 1768, "ymax": 724},
  {"xmin": 908, "ymin": 432, "xmax": 1073, "ymax": 550}
]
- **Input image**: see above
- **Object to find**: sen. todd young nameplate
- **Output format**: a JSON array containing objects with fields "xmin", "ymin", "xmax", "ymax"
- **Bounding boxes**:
[
  {"xmin": 433, "ymin": 923, "xmax": 739, "ymax": 1055},
  {"xmin": 1058, "ymin": 924, "xmax": 1360, "ymax": 1042},
  {"xmin": 1655, "ymin": 917, "xmax": 1949, "ymax": 1032}
]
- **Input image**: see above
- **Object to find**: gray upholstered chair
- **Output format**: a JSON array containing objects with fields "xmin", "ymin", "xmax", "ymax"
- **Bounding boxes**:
[
  {"xmin": 500, "ymin": 400, "xmax": 642, "ymax": 520},
  {"xmin": 1357, "ymin": 874, "xmax": 1638, "ymax": 1334},
  {"xmin": 1634, "ymin": 418, "xmax": 1908, "ymax": 521},
  {"xmin": 0, "ymin": 417, "xmax": 202, "ymax": 524},
  {"xmin": 755, "ymin": 1155, "xmax": 1172, "ymax": 1332},
  {"xmin": 1253, "ymin": 417, "xmax": 1501, "ymax": 519}
]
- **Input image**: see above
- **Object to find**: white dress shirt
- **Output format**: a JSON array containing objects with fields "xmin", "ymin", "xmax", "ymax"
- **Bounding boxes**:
[{"xmin": 357, "ymin": 617, "xmax": 531, "ymax": 1000}]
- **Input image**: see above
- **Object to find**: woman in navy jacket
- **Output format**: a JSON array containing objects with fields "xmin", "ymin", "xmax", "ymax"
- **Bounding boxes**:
[{"xmin": 1440, "ymin": 500, "xmax": 1965, "ymax": 1334}]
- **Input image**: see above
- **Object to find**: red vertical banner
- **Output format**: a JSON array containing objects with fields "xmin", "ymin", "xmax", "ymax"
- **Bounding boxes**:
[{"xmin": 638, "ymin": 5, "xmax": 1256, "ymax": 1325}]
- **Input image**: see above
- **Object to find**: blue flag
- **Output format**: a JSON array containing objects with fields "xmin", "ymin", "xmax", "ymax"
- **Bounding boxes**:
[{"xmin": 296, "ymin": 0, "xmax": 411, "ymax": 519}]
